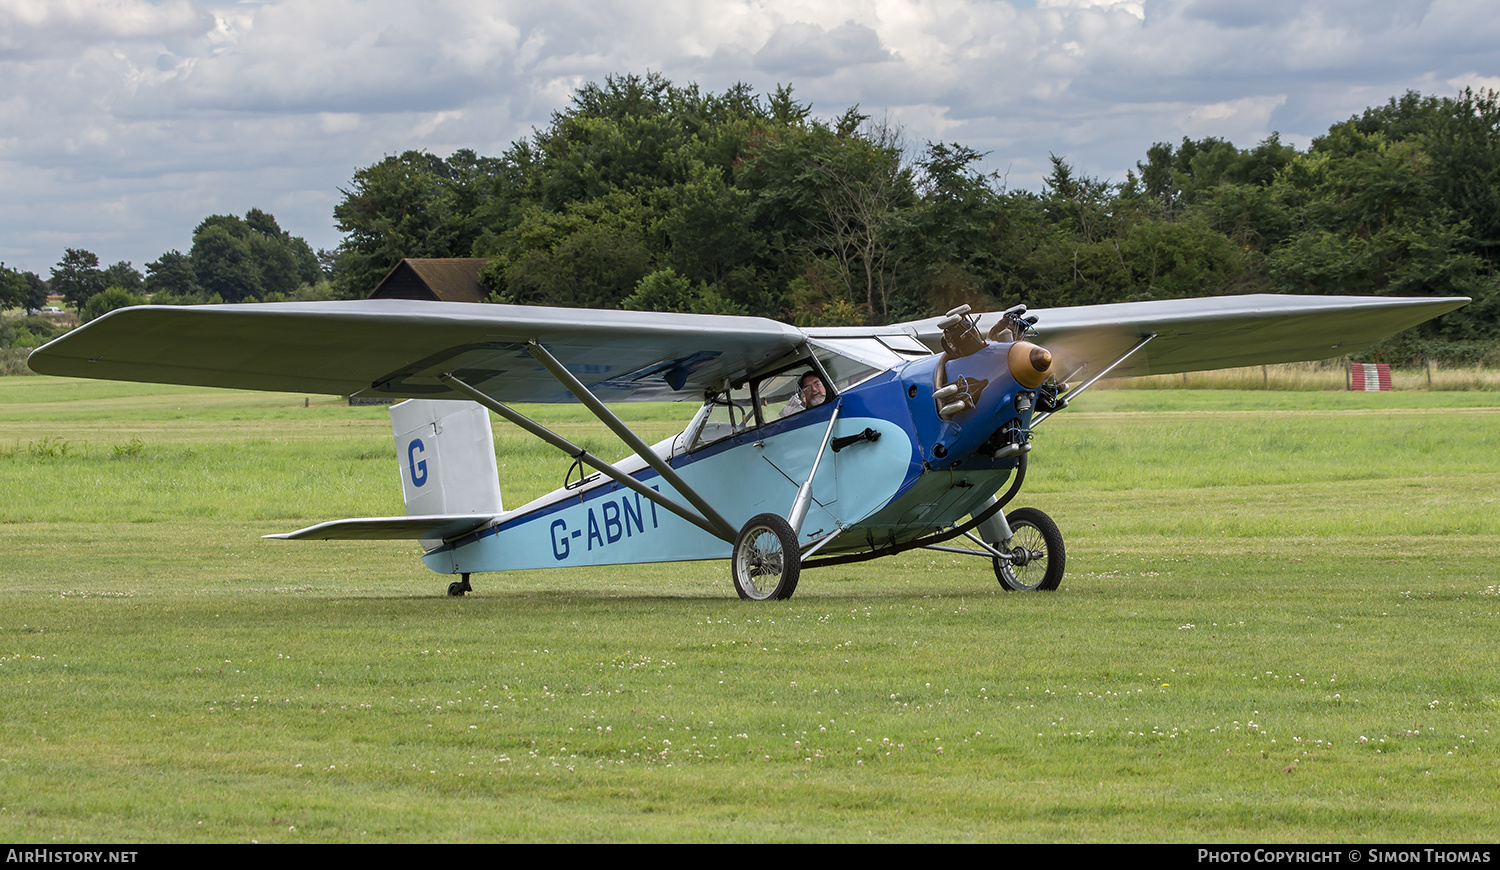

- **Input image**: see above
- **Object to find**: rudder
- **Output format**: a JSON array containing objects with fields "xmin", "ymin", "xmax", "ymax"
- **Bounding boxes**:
[{"xmin": 391, "ymin": 399, "xmax": 503, "ymax": 517}]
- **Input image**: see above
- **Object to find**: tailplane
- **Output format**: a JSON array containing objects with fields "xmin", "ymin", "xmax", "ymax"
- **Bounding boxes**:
[{"xmin": 265, "ymin": 399, "xmax": 502, "ymax": 545}]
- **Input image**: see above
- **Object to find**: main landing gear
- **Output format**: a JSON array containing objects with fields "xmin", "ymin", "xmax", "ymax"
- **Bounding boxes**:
[
  {"xmin": 727, "ymin": 504, "xmax": 1067, "ymax": 600},
  {"xmin": 731, "ymin": 513, "xmax": 801, "ymax": 601},
  {"xmin": 993, "ymin": 507, "xmax": 1065, "ymax": 591}
]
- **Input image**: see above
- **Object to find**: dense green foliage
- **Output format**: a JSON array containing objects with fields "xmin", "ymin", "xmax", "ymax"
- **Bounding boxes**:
[
  {"xmin": 126, "ymin": 210, "xmax": 324, "ymax": 306},
  {"xmin": 22, "ymin": 209, "xmax": 323, "ymax": 316},
  {"xmin": 328, "ymin": 76, "xmax": 1500, "ymax": 359},
  {"xmin": 48, "ymin": 248, "xmax": 107, "ymax": 313},
  {"xmin": 181, "ymin": 209, "xmax": 322, "ymax": 304},
  {"xmin": 80, "ymin": 286, "xmax": 147, "ymax": 323},
  {"xmin": 0, "ymin": 315, "xmax": 68, "ymax": 353},
  {"xmin": 0, "ymin": 262, "xmax": 47, "ymax": 313}
]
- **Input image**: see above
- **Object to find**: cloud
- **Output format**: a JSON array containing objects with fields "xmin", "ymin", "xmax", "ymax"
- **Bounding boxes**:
[
  {"xmin": 0, "ymin": 0, "xmax": 210, "ymax": 59},
  {"xmin": 2, "ymin": 0, "xmax": 1498, "ymax": 274},
  {"xmin": 754, "ymin": 20, "xmax": 895, "ymax": 77}
]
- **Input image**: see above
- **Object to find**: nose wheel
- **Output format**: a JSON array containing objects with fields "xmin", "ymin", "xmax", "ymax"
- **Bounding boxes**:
[{"xmin": 993, "ymin": 508, "xmax": 1065, "ymax": 591}]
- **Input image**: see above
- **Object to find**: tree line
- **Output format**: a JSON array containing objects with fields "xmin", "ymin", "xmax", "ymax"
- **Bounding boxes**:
[
  {"xmin": 9, "ymin": 74, "xmax": 1498, "ymax": 363},
  {"xmin": 328, "ymin": 74, "xmax": 1499, "ymax": 361},
  {"xmin": 1, "ymin": 209, "xmax": 328, "ymax": 344}
]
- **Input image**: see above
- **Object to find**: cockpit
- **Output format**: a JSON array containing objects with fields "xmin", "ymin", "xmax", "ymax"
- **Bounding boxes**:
[{"xmin": 679, "ymin": 335, "xmax": 931, "ymax": 454}]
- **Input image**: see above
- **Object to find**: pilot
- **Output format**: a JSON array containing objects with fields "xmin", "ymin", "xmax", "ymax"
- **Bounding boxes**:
[{"xmin": 780, "ymin": 371, "xmax": 828, "ymax": 417}]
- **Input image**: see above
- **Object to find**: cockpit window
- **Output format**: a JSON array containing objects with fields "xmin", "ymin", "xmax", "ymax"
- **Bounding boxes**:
[
  {"xmin": 685, "ymin": 340, "xmax": 892, "ymax": 450},
  {"xmin": 690, "ymin": 383, "xmax": 755, "ymax": 450},
  {"xmin": 762, "ymin": 369, "xmax": 828, "ymax": 418},
  {"xmin": 808, "ymin": 339, "xmax": 886, "ymax": 391},
  {"xmin": 875, "ymin": 334, "xmax": 933, "ymax": 356}
]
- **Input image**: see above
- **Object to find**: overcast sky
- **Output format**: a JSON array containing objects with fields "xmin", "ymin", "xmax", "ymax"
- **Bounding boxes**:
[{"xmin": 3, "ymin": 0, "xmax": 1497, "ymax": 277}]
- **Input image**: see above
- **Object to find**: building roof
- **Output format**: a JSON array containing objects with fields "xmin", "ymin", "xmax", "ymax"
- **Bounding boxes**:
[{"xmin": 367, "ymin": 258, "xmax": 492, "ymax": 303}]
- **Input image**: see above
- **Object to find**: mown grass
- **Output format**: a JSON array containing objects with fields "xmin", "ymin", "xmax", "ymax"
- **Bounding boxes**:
[{"xmin": 0, "ymin": 376, "xmax": 1497, "ymax": 842}]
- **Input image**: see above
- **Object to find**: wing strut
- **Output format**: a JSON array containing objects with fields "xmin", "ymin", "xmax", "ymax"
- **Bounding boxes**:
[
  {"xmin": 1031, "ymin": 333, "xmax": 1156, "ymax": 428},
  {"xmin": 520, "ymin": 341, "xmax": 738, "ymax": 541},
  {"xmin": 788, "ymin": 402, "xmax": 842, "ymax": 536},
  {"xmin": 438, "ymin": 372, "xmax": 737, "ymax": 544}
]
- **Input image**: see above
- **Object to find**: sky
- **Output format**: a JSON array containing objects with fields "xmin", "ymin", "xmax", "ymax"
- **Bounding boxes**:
[{"xmin": 3, "ymin": 0, "xmax": 1498, "ymax": 278}]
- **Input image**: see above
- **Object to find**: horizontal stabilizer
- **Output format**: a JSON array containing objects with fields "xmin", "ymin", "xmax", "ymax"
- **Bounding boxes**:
[{"xmin": 265, "ymin": 514, "xmax": 497, "ymax": 541}]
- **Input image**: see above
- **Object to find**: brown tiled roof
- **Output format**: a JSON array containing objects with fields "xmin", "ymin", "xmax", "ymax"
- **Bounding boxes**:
[{"xmin": 367, "ymin": 258, "xmax": 491, "ymax": 303}]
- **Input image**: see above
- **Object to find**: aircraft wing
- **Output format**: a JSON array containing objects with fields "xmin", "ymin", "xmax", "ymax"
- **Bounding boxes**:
[
  {"xmin": 908, "ymin": 294, "xmax": 1470, "ymax": 378},
  {"xmin": 27, "ymin": 300, "xmax": 806, "ymax": 402},
  {"xmin": 29, "ymin": 294, "xmax": 1469, "ymax": 400}
]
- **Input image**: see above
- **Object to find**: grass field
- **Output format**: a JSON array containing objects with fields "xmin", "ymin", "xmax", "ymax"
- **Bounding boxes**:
[
  {"xmin": 1102, "ymin": 360, "xmax": 1500, "ymax": 392},
  {"xmin": 1, "ymin": 376, "xmax": 1497, "ymax": 842}
]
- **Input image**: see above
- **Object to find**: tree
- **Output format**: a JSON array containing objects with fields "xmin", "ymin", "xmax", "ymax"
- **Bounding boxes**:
[
  {"xmin": 894, "ymin": 142, "xmax": 1009, "ymax": 315},
  {"xmin": 805, "ymin": 119, "xmax": 914, "ymax": 321},
  {"xmin": 622, "ymin": 268, "xmax": 746, "ymax": 316},
  {"xmin": 192, "ymin": 221, "xmax": 261, "ymax": 303},
  {"xmin": 732, "ymin": 108, "xmax": 917, "ymax": 319},
  {"xmin": 1136, "ymin": 134, "xmax": 1298, "ymax": 213},
  {"xmin": 333, "ymin": 150, "xmax": 506, "ymax": 297},
  {"xmin": 145, "ymin": 250, "xmax": 201, "ymax": 300},
  {"xmin": 187, "ymin": 210, "xmax": 322, "ymax": 302},
  {"xmin": 0, "ymin": 263, "xmax": 26, "ymax": 311},
  {"xmin": 50, "ymin": 248, "xmax": 105, "ymax": 313},
  {"xmin": 81, "ymin": 286, "xmax": 146, "ymax": 322},
  {"xmin": 482, "ymin": 194, "xmax": 656, "ymax": 309},
  {"xmin": 1041, "ymin": 154, "xmax": 1122, "ymax": 245},
  {"xmin": 21, "ymin": 271, "xmax": 48, "ymax": 313},
  {"xmin": 658, "ymin": 167, "xmax": 761, "ymax": 284},
  {"xmin": 1349, "ymin": 88, "xmax": 1500, "ymax": 269},
  {"xmin": 101, "ymin": 261, "xmax": 143, "ymax": 293}
]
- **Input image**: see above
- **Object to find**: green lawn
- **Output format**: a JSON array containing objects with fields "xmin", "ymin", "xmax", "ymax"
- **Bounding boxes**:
[{"xmin": 1, "ymin": 377, "xmax": 1496, "ymax": 842}]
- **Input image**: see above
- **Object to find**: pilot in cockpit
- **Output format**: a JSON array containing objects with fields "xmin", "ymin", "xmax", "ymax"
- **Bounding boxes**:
[{"xmin": 779, "ymin": 371, "xmax": 827, "ymax": 417}]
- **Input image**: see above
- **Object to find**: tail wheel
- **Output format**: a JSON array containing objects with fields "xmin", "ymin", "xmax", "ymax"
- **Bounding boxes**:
[
  {"xmin": 994, "ymin": 507, "xmax": 1065, "ymax": 591},
  {"xmin": 732, "ymin": 513, "xmax": 801, "ymax": 600}
]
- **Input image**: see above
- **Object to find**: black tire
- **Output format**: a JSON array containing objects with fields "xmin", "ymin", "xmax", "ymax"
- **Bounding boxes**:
[
  {"xmin": 732, "ymin": 513, "xmax": 801, "ymax": 600},
  {"xmin": 993, "ymin": 507, "xmax": 1065, "ymax": 591},
  {"xmin": 447, "ymin": 581, "xmax": 467, "ymax": 597}
]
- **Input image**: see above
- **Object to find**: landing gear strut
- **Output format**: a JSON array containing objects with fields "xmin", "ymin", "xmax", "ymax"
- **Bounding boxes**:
[
  {"xmin": 448, "ymin": 573, "xmax": 472, "ymax": 597},
  {"xmin": 993, "ymin": 508, "xmax": 1065, "ymax": 591}
]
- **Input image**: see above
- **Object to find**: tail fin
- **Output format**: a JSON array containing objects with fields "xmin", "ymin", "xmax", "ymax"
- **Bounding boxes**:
[{"xmin": 391, "ymin": 399, "xmax": 503, "ymax": 517}]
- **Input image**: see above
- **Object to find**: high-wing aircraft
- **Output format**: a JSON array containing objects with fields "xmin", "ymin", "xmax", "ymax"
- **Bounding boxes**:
[{"xmin": 28, "ymin": 293, "xmax": 1467, "ymax": 600}]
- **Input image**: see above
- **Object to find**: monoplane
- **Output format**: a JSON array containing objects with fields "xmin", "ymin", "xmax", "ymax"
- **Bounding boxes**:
[{"xmin": 28, "ymin": 293, "xmax": 1467, "ymax": 600}]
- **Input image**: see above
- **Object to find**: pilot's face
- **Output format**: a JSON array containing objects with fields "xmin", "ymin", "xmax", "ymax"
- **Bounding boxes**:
[{"xmin": 800, "ymin": 377, "xmax": 826, "ymax": 407}]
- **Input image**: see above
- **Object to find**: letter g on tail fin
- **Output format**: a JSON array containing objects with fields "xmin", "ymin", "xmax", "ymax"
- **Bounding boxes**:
[{"xmin": 391, "ymin": 399, "xmax": 503, "ymax": 523}]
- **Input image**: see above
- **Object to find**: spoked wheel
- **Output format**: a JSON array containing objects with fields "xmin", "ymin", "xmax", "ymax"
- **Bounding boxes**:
[
  {"xmin": 732, "ymin": 513, "xmax": 801, "ymax": 600},
  {"xmin": 993, "ymin": 507, "xmax": 1065, "ymax": 591}
]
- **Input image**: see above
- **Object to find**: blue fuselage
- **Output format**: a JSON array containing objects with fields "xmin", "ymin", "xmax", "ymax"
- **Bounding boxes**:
[{"xmin": 422, "ymin": 343, "xmax": 1035, "ymax": 575}]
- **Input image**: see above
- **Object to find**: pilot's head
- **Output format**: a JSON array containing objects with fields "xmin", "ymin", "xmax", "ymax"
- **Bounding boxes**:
[{"xmin": 798, "ymin": 372, "xmax": 826, "ymax": 408}]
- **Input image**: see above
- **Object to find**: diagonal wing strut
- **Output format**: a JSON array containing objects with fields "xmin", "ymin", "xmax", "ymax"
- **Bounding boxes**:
[
  {"xmin": 520, "ymin": 341, "xmax": 737, "ymax": 540},
  {"xmin": 1030, "ymin": 334, "xmax": 1156, "ymax": 428},
  {"xmin": 439, "ymin": 363, "xmax": 738, "ymax": 544}
]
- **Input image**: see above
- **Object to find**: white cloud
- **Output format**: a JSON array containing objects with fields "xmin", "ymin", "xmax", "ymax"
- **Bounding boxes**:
[
  {"xmin": 2, "ymin": 0, "xmax": 1498, "ymax": 273},
  {"xmin": 0, "ymin": 0, "xmax": 209, "ymax": 52},
  {"xmin": 1447, "ymin": 72, "xmax": 1500, "ymax": 94}
]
